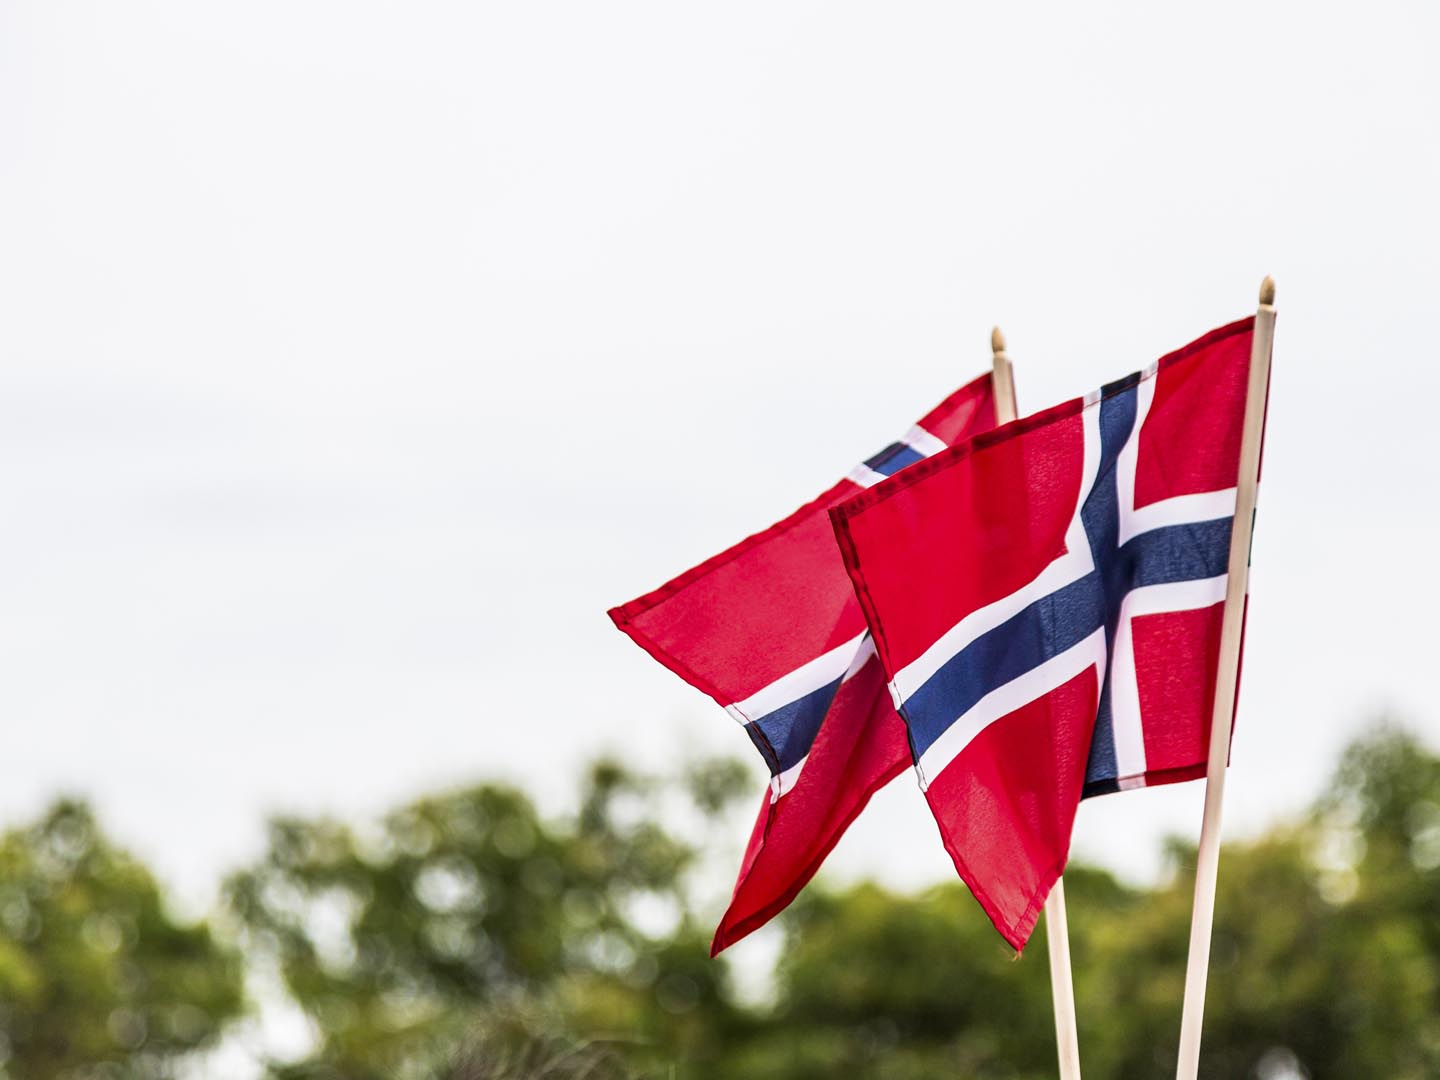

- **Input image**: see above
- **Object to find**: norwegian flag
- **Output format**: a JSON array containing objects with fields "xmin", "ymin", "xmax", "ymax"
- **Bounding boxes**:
[
  {"xmin": 609, "ymin": 374, "xmax": 997, "ymax": 954},
  {"xmin": 830, "ymin": 318, "xmax": 1264, "ymax": 950}
]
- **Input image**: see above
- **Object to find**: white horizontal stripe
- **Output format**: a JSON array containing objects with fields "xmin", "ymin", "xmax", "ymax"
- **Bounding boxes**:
[
  {"xmin": 1123, "ymin": 490, "xmax": 1238, "ymax": 543},
  {"xmin": 916, "ymin": 628, "xmax": 1108, "ymax": 791},
  {"xmin": 1122, "ymin": 574, "xmax": 1228, "ymax": 619},
  {"xmin": 725, "ymin": 632, "xmax": 867, "ymax": 725},
  {"xmin": 903, "ymin": 424, "xmax": 947, "ymax": 457},
  {"xmin": 891, "ymin": 400, "xmax": 1104, "ymax": 706}
]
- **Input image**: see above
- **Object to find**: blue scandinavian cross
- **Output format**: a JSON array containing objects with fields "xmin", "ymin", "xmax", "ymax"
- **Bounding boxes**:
[
  {"xmin": 724, "ymin": 421, "xmax": 950, "ymax": 803},
  {"xmin": 888, "ymin": 369, "xmax": 1239, "ymax": 797}
]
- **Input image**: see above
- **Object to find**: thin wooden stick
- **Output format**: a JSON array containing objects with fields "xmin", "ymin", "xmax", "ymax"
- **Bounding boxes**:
[
  {"xmin": 990, "ymin": 326, "xmax": 1017, "ymax": 427},
  {"xmin": 1045, "ymin": 878, "xmax": 1083, "ymax": 1079},
  {"xmin": 992, "ymin": 327, "xmax": 1082, "ymax": 1080},
  {"xmin": 1174, "ymin": 277, "xmax": 1277, "ymax": 1078}
]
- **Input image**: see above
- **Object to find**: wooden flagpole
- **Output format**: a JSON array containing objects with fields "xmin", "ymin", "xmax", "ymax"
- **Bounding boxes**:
[
  {"xmin": 1174, "ymin": 277, "xmax": 1277, "ymax": 1078},
  {"xmin": 991, "ymin": 327, "xmax": 1083, "ymax": 1080},
  {"xmin": 990, "ymin": 326, "xmax": 1019, "ymax": 428}
]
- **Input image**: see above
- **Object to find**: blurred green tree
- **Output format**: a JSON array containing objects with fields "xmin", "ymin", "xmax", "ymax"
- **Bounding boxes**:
[
  {"xmin": 1322, "ymin": 722, "xmax": 1440, "ymax": 956},
  {"xmin": 1085, "ymin": 830, "xmax": 1440, "ymax": 1079},
  {"xmin": 718, "ymin": 863, "xmax": 1139, "ymax": 1080},
  {"xmin": 0, "ymin": 799, "xmax": 244, "ymax": 1079},
  {"xmin": 225, "ymin": 757, "xmax": 750, "ymax": 1079},
  {"xmin": 220, "ymin": 722, "xmax": 1440, "ymax": 1079},
  {"xmin": 725, "ymin": 727, "xmax": 1440, "ymax": 1080}
]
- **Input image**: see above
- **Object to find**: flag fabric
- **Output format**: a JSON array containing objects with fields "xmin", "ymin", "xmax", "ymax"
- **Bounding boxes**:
[
  {"xmin": 609, "ymin": 374, "xmax": 998, "ymax": 955},
  {"xmin": 830, "ymin": 317, "xmax": 1263, "ymax": 950}
]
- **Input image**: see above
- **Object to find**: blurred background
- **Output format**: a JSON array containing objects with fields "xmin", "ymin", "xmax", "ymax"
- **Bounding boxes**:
[{"xmin": 1, "ymin": 2, "xmax": 1438, "ymax": 1077}]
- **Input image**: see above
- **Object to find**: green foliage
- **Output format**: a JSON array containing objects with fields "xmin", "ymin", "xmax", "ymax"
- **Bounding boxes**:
[
  {"xmin": 1081, "ymin": 830, "xmax": 1440, "ymax": 1079},
  {"xmin": 6, "ymin": 727, "xmax": 1440, "ymax": 1079},
  {"xmin": 438, "ymin": 1011, "xmax": 635, "ymax": 1079},
  {"xmin": 731, "ymin": 879, "xmax": 1058, "ymax": 1079},
  {"xmin": 225, "ymin": 757, "xmax": 745, "ymax": 1078},
  {"xmin": 0, "ymin": 800, "xmax": 243, "ymax": 1079},
  {"xmin": 222, "ymin": 727, "xmax": 1440, "ymax": 1079},
  {"xmin": 720, "ymin": 737, "xmax": 1440, "ymax": 1080}
]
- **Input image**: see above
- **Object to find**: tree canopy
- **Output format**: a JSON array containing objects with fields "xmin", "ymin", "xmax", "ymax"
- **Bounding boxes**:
[
  {"xmin": 0, "ymin": 801, "xmax": 243, "ymax": 1079},
  {"xmin": 4, "ymin": 723, "xmax": 1440, "ymax": 1078}
]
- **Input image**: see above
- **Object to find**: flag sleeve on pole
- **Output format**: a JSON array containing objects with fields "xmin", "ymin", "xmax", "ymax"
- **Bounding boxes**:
[{"xmin": 608, "ymin": 374, "xmax": 998, "ymax": 954}]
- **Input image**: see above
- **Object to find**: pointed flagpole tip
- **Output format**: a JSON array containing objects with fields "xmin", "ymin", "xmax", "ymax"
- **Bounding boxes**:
[
  {"xmin": 991, "ymin": 326, "xmax": 1006, "ymax": 355},
  {"xmin": 1259, "ymin": 275, "xmax": 1276, "ymax": 306}
]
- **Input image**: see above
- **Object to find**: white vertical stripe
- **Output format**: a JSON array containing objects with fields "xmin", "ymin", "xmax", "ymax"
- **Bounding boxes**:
[
  {"xmin": 1113, "ymin": 365, "xmax": 1152, "ymax": 547},
  {"xmin": 1104, "ymin": 574, "xmax": 1229, "ymax": 784},
  {"xmin": 1107, "ymin": 601, "xmax": 1147, "ymax": 783},
  {"xmin": 770, "ymin": 755, "xmax": 807, "ymax": 801},
  {"xmin": 1106, "ymin": 369, "xmax": 1151, "ymax": 779}
]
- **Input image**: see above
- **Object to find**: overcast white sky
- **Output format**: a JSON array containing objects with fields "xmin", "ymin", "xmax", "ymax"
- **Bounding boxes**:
[{"xmin": 1, "ymin": 0, "xmax": 1438, "ymax": 949}]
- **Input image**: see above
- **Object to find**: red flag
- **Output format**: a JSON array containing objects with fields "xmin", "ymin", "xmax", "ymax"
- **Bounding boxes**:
[
  {"xmin": 609, "ymin": 375, "xmax": 997, "ymax": 953},
  {"xmin": 831, "ymin": 319, "xmax": 1261, "ymax": 948}
]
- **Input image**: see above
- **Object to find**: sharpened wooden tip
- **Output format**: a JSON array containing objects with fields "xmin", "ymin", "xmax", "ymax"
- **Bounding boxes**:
[
  {"xmin": 991, "ymin": 326, "xmax": 1006, "ymax": 355},
  {"xmin": 1259, "ymin": 275, "xmax": 1276, "ymax": 306}
]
